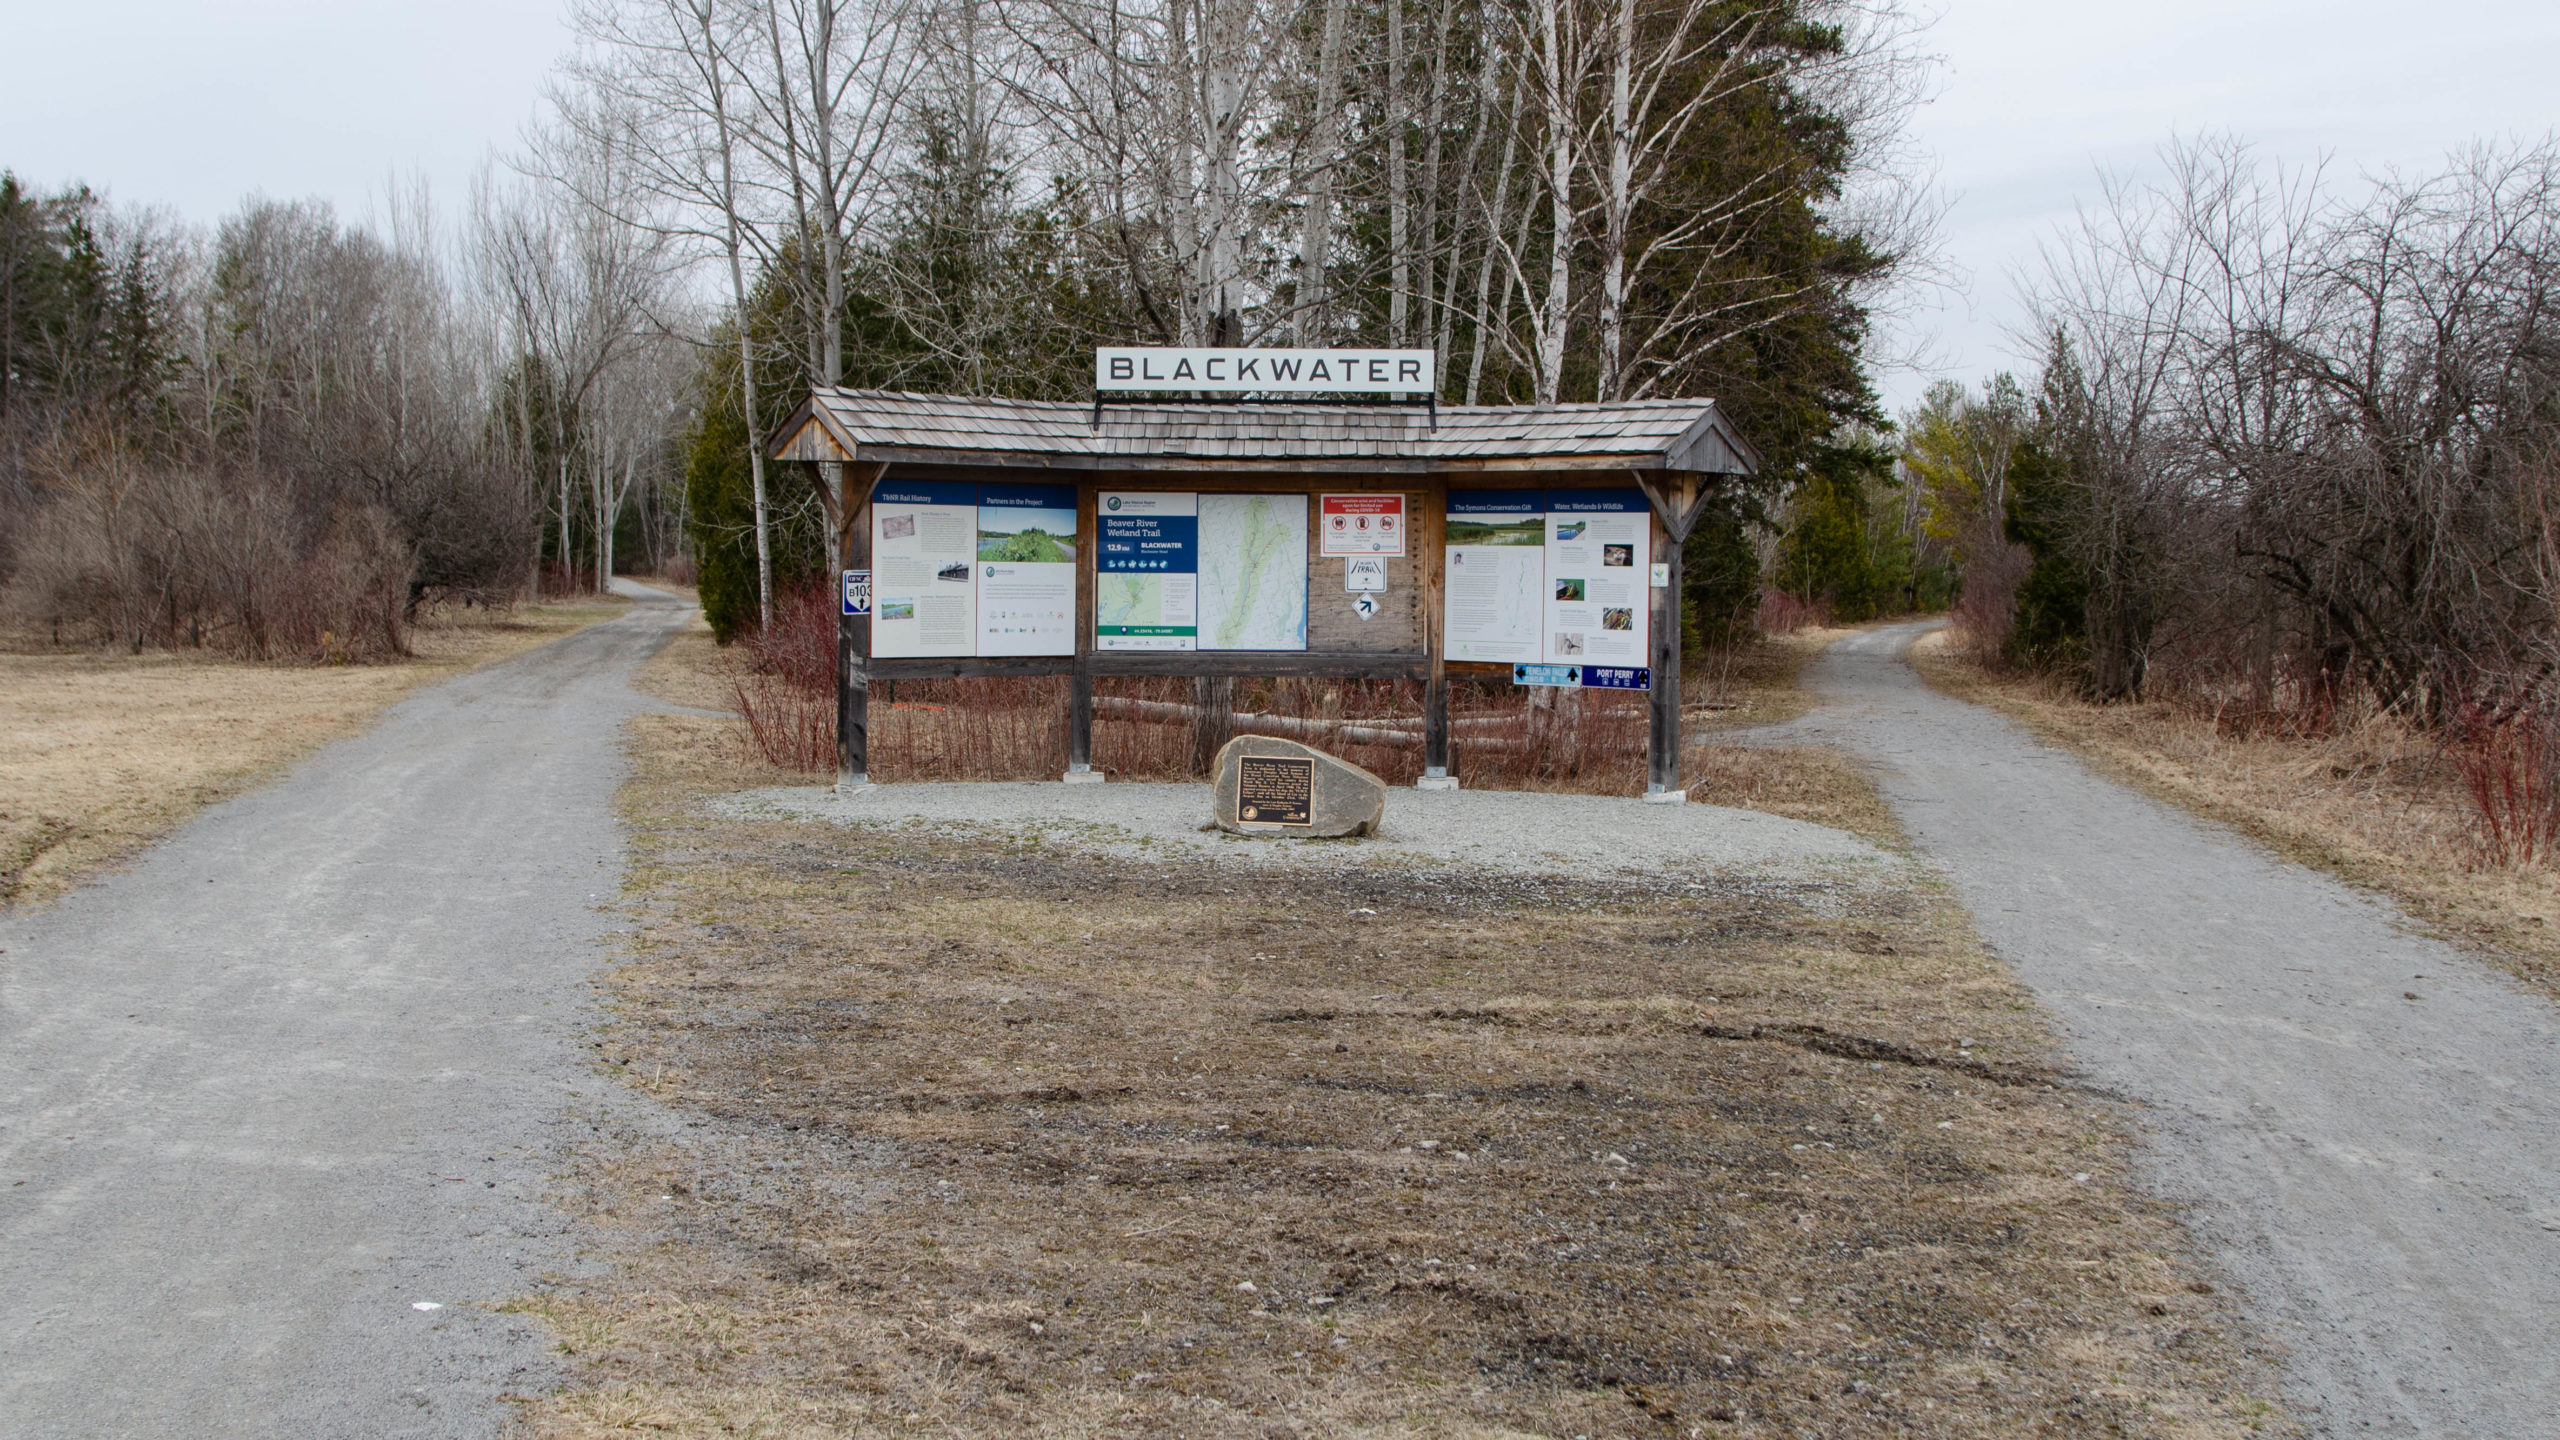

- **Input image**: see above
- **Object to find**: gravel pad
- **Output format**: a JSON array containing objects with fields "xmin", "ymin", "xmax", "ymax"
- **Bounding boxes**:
[{"xmin": 715, "ymin": 780, "xmax": 1898, "ymax": 882}]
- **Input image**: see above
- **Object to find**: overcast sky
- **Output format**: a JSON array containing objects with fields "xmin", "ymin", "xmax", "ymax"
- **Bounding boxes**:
[{"xmin": 5, "ymin": 0, "xmax": 2555, "ymax": 413}]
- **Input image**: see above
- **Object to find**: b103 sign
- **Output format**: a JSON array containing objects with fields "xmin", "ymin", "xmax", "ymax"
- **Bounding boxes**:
[{"xmin": 1095, "ymin": 347, "xmax": 1434, "ymax": 394}]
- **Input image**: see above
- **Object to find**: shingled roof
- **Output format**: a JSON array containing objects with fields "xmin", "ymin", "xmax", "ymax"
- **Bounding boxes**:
[{"xmin": 772, "ymin": 388, "xmax": 1758, "ymax": 475}]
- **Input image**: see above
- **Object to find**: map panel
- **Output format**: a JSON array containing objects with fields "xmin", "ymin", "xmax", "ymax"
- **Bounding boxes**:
[{"xmin": 1196, "ymin": 494, "xmax": 1309, "ymax": 651}]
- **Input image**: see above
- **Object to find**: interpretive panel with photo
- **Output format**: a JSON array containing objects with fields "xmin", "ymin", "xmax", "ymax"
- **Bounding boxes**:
[
  {"xmin": 871, "ymin": 481, "xmax": 979, "ymax": 658},
  {"xmin": 1544, "ymin": 489, "xmax": 1649, "ymax": 666},
  {"xmin": 974, "ymin": 483, "xmax": 1077, "ymax": 656}
]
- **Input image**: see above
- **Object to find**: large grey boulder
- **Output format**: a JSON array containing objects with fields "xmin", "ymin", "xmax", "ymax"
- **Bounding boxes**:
[{"xmin": 1211, "ymin": 735, "xmax": 1386, "ymax": 838}]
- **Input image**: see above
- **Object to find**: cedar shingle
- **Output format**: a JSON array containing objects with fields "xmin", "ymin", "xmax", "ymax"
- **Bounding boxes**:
[{"xmin": 794, "ymin": 386, "xmax": 1755, "ymax": 473}]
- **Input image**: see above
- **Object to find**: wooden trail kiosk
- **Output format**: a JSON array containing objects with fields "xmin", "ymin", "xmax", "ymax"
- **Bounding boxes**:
[{"xmin": 771, "ymin": 349, "xmax": 1759, "ymax": 800}]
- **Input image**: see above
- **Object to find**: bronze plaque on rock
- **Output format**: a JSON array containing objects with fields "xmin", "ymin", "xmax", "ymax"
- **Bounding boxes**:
[{"xmin": 1236, "ymin": 756, "xmax": 1314, "ymax": 826}]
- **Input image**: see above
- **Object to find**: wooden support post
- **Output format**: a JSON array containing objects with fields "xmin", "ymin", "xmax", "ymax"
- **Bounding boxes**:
[
  {"xmin": 1636, "ymin": 470, "xmax": 1714, "ymax": 803},
  {"xmin": 1064, "ymin": 482, "xmax": 1102, "ymax": 782},
  {"xmin": 1419, "ymin": 474, "xmax": 1456, "ymax": 788},
  {"xmin": 1191, "ymin": 675, "xmax": 1234, "ymax": 776},
  {"xmin": 1647, "ymin": 509, "xmax": 1684, "ymax": 798},
  {"xmin": 837, "ymin": 462, "xmax": 884, "ymax": 792}
]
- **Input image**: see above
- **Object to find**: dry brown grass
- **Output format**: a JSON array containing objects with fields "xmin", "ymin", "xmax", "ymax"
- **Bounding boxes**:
[
  {"xmin": 1908, "ymin": 629, "xmax": 2560, "ymax": 1001},
  {"xmin": 1688, "ymin": 746, "xmax": 1903, "ymax": 849},
  {"xmin": 0, "ymin": 596, "xmax": 631, "ymax": 907},
  {"xmin": 1680, "ymin": 626, "xmax": 1907, "ymax": 848},
  {"xmin": 499, "ymin": 631, "xmax": 2289, "ymax": 1438},
  {"xmin": 1688, "ymin": 627, "xmax": 1861, "ymax": 737}
]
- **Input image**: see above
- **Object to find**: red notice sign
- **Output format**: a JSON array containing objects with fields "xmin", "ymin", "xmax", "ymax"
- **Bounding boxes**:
[{"xmin": 1319, "ymin": 493, "xmax": 1406, "ymax": 557}]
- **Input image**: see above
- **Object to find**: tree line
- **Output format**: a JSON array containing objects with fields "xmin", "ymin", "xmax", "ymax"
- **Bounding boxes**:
[
  {"xmin": 5, "ymin": 0, "xmax": 1939, "ymax": 657},
  {"xmin": 0, "ymin": 168, "xmax": 696, "ymax": 657},
  {"xmin": 1899, "ymin": 137, "xmax": 2560, "ymax": 736},
  {"xmin": 547, "ymin": 0, "xmax": 1937, "ymax": 638}
]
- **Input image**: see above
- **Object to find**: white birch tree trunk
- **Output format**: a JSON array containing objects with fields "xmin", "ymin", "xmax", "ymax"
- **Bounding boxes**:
[
  {"xmin": 1296, "ymin": 0, "xmax": 1351, "ymax": 339},
  {"xmin": 1385, "ymin": 0, "xmax": 1410, "ymax": 346},
  {"xmin": 1533, "ymin": 0, "xmax": 1575, "ymax": 405},
  {"xmin": 1597, "ymin": 0, "xmax": 1632, "ymax": 402},
  {"xmin": 699, "ymin": 0, "xmax": 774, "ymax": 627}
]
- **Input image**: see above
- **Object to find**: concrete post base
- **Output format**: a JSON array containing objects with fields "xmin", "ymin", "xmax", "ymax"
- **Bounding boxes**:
[
  {"xmin": 1414, "ymin": 775, "xmax": 1460, "ymax": 791},
  {"xmin": 1641, "ymin": 786, "xmax": 1689, "ymax": 805},
  {"xmin": 1061, "ymin": 768, "xmax": 1106, "ymax": 785}
]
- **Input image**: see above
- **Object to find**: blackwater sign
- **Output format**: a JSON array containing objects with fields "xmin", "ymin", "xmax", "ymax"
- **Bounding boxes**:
[{"xmin": 1095, "ymin": 347, "xmax": 1435, "ymax": 394}]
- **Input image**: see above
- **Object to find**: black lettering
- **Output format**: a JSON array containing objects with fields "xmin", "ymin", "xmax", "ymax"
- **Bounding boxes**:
[
  {"xmin": 1272, "ymin": 358, "xmax": 1301, "ymax": 381},
  {"xmin": 1142, "ymin": 356, "xmax": 1163, "ymax": 380},
  {"xmin": 1368, "ymin": 359, "xmax": 1388, "ymax": 383},
  {"xmin": 1206, "ymin": 356, "xmax": 1226, "ymax": 381},
  {"xmin": 1398, "ymin": 358, "xmax": 1422, "ymax": 383},
  {"xmin": 1239, "ymin": 357, "xmax": 1261, "ymax": 381},
  {"xmin": 1313, "ymin": 359, "xmax": 1335, "ymax": 381},
  {"xmin": 1173, "ymin": 357, "xmax": 1196, "ymax": 379},
  {"xmin": 1109, "ymin": 355, "xmax": 1134, "ymax": 379}
]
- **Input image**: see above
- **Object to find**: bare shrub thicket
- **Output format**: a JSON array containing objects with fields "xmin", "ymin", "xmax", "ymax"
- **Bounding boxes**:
[
  {"xmin": 4, "ymin": 163, "xmax": 696, "ymax": 658},
  {"xmin": 2023, "ymin": 139, "xmax": 2559, "ymax": 707},
  {"xmin": 8, "ymin": 455, "xmax": 413, "ymax": 658},
  {"xmin": 1924, "ymin": 138, "xmax": 2560, "ymax": 860},
  {"xmin": 2, "ymin": 189, "xmax": 548, "ymax": 657}
]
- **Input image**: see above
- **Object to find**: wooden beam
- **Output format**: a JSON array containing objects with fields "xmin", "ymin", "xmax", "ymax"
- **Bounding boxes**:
[
  {"xmin": 1634, "ymin": 470, "xmax": 1718, "ymax": 543},
  {"xmin": 1067, "ymin": 484, "xmax": 1098, "ymax": 779},
  {"xmin": 837, "ymin": 461, "xmax": 885, "ymax": 790},
  {"xmin": 867, "ymin": 652, "xmax": 1434, "ymax": 682},
  {"xmin": 1648, "ymin": 507, "xmax": 1685, "ymax": 798},
  {"xmin": 1421, "ymin": 472, "xmax": 1452, "ymax": 784}
]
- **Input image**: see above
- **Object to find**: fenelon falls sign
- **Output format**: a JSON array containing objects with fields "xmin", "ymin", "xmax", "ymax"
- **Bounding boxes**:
[{"xmin": 1096, "ymin": 347, "xmax": 1435, "ymax": 394}]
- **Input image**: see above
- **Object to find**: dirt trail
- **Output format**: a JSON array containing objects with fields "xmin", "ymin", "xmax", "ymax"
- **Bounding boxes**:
[
  {"xmin": 0, "ymin": 583, "xmax": 694, "ymax": 1440},
  {"xmin": 1761, "ymin": 621, "xmax": 2560, "ymax": 1438}
]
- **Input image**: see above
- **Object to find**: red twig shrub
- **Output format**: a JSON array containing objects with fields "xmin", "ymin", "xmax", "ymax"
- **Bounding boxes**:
[
  {"xmin": 2452, "ymin": 700, "xmax": 2560, "ymax": 868},
  {"xmin": 729, "ymin": 585, "xmax": 840, "ymax": 773},
  {"xmin": 723, "ymin": 592, "xmax": 1655, "ymax": 794},
  {"xmin": 1754, "ymin": 589, "xmax": 1832, "ymax": 635},
  {"xmin": 1948, "ymin": 531, "xmax": 2030, "ymax": 661},
  {"xmin": 873, "ymin": 677, "xmax": 1072, "ymax": 781}
]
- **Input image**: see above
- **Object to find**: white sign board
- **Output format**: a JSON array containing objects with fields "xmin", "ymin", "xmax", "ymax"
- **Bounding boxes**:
[
  {"xmin": 1443, "ymin": 491, "xmax": 1545, "ymax": 663},
  {"xmin": 1320, "ymin": 493, "xmax": 1406, "ymax": 555},
  {"xmin": 1096, "ymin": 347, "xmax": 1434, "ymax": 394},
  {"xmin": 1543, "ymin": 491, "xmax": 1649, "ymax": 666},
  {"xmin": 870, "ymin": 481, "xmax": 978, "ymax": 658}
]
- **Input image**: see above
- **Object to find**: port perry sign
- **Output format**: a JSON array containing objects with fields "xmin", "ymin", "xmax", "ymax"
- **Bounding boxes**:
[{"xmin": 1096, "ymin": 347, "xmax": 1435, "ymax": 394}]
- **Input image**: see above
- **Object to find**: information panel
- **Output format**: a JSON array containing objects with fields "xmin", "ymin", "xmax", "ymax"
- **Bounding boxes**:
[
  {"xmin": 1444, "ymin": 490, "xmax": 1545, "ymax": 663},
  {"xmin": 871, "ymin": 480, "xmax": 978, "ymax": 658},
  {"xmin": 1096, "ymin": 492, "xmax": 1198, "ymax": 650},
  {"xmin": 974, "ymin": 483, "xmax": 1077, "ymax": 656},
  {"xmin": 1543, "ymin": 489, "xmax": 1649, "ymax": 666}
]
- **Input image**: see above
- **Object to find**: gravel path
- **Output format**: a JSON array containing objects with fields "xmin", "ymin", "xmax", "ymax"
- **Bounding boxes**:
[
  {"xmin": 1764, "ymin": 621, "xmax": 2560, "ymax": 1438},
  {"xmin": 721, "ymin": 778, "xmax": 1896, "ymax": 882},
  {"xmin": 0, "ymin": 582, "xmax": 692, "ymax": 1439}
]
